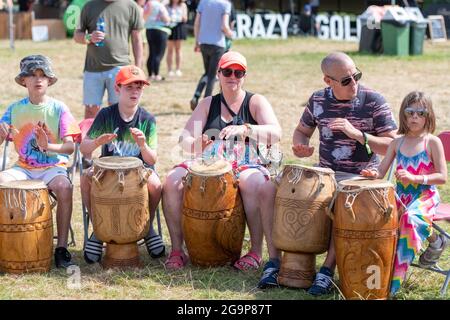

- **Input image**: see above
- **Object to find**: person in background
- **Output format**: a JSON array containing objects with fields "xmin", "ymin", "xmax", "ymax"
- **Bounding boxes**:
[{"xmin": 166, "ymin": 0, "xmax": 188, "ymax": 77}]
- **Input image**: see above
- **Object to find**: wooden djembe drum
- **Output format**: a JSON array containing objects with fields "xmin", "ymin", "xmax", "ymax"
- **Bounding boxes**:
[
  {"xmin": 90, "ymin": 156, "xmax": 151, "ymax": 269},
  {"xmin": 333, "ymin": 179, "xmax": 398, "ymax": 300},
  {"xmin": 0, "ymin": 180, "xmax": 53, "ymax": 273},
  {"xmin": 272, "ymin": 164, "xmax": 336, "ymax": 288},
  {"xmin": 182, "ymin": 159, "xmax": 246, "ymax": 267}
]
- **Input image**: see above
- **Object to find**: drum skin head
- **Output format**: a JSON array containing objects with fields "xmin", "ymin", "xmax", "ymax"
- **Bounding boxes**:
[
  {"xmin": 0, "ymin": 179, "xmax": 47, "ymax": 189},
  {"xmin": 189, "ymin": 159, "xmax": 231, "ymax": 176},
  {"xmin": 283, "ymin": 164, "xmax": 335, "ymax": 175},
  {"xmin": 339, "ymin": 178, "xmax": 393, "ymax": 189},
  {"xmin": 93, "ymin": 156, "xmax": 143, "ymax": 170}
]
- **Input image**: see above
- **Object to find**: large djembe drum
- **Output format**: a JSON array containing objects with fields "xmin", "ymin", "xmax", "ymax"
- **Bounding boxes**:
[
  {"xmin": 0, "ymin": 180, "xmax": 53, "ymax": 273},
  {"xmin": 272, "ymin": 164, "xmax": 336, "ymax": 288},
  {"xmin": 90, "ymin": 156, "xmax": 151, "ymax": 269},
  {"xmin": 333, "ymin": 179, "xmax": 398, "ymax": 299},
  {"xmin": 182, "ymin": 160, "xmax": 246, "ymax": 267}
]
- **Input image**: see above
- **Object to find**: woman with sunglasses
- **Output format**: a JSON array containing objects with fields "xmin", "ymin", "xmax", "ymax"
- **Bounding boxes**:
[
  {"xmin": 292, "ymin": 52, "xmax": 398, "ymax": 296},
  {"xmin": 162, "ymin": 51, "xmax": 282, "ymax": 283},
  {"xmin": 362, "ymin": 91, "xmax": 447, "ymax": 296}
]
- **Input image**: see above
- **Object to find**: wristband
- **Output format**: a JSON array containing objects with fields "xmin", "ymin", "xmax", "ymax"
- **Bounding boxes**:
[
  {"xmin": 85, "ymin": 33, "xmax": 92, "ymax": 43},
  {"xmin": 362, "ymin": 131, "xmax": 373, "ymax": 156},
  {"xmin": 422, "ymin": 175, "xmax": 428, "ymax": 185}
]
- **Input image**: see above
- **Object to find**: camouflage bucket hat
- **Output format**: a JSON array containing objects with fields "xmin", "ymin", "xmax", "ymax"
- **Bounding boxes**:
[{"xmin": 15, "ymin": 55, "xmax": 58, "ymax": 87}]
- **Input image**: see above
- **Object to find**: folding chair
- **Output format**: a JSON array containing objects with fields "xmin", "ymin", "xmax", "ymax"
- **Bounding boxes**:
[
  {"xmin": 75, "ymin": 119, "xmax": 164, "ymax": 252},
  {"xmin": 1, "ymin": 132, "xmax": 77, "ymax": 247},
  {"xmin": 387, "ymin": 131, "xmax": 450, "ymax": 296}
]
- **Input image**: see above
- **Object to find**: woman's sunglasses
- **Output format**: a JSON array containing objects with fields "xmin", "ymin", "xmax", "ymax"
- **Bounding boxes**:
[
  {"xmin": 220, "ymin": 68, "xmax": 246, "ymax": 79},
  {"xmin": 404, "ymin": 107, "xmax": 428, "ymax": 117},
  {"xmin": 327, "ymin": 68, "xmax": 362, "ymax": 86}
]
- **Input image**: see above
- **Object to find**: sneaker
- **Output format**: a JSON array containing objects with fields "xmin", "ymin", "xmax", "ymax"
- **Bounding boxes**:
[
  {"xmin": 419, "ymin": 233, "xmax": 449, "ymax": 267},
  {"xmin": 144, "ymin": 234, "xmax": 165, "ymax": 258},
  {"xmin": 307, "ymin": 266, "xmax": 334, "ymax": 296},
  {"xmin": 84, "ymin": 233, "xmax": 103, "ymax": 264},
  {"xmin": 257, "ymin": 260, "xmax": 280, "ymax": 289},
  {"xmin": 190, "ymin": 97, "xmax": 198, "ymax": 111},
  {"xmin": 168, "ymin": 70, "xmax": 175, "ymax": 77},
  {"xmin": 175, "ymin": 70, "xmax": 183, "ymax": 77},
  {"xmin": 54, "ymin": 247, "xmax": 75, "ymax": 269}
]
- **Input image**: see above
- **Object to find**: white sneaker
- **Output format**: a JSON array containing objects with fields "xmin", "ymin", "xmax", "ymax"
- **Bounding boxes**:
[
  {"xmin": 168, "ymin": 70, "xmax": 175, "ymax": 77},
  {"xmin": 175, "ymin": 70, "xmax": 183, "ymax": 77}
]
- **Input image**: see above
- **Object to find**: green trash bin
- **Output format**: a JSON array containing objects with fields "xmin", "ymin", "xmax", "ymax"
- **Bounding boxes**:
[
  {"xmin": 410, "ymin": 20, "xmax": 427, "ymax": 55},
  {"xmin": 381, "ymin": 19, "xmax": 410, "ymax": 56}
]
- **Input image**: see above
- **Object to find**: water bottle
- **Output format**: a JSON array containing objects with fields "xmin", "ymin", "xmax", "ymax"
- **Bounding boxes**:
[{"xmin": 95, "ymin": 17, "xmax": 105, "ymax": 47}]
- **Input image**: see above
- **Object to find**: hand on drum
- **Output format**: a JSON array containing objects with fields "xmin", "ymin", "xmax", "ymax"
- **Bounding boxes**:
[
  {"xmin": 328, "ymin": 118, "xmax": 360, "ymax": 139},
  {"xmin": 35, "ymin": 122, "xmax": 49, "ymax": 152},
  {"xmin": 94, "ymin": 133, "xmax": 118, "ymax": 147},
  {"xmin": 292, "ymin": 144, "xmax": 314, "ymax": 158},
  {"xmin": 130, "ymin": 128, "xmax": 146, "ymax": 147},
  {"xmin": 360, "ymin": 168, "xmax": 378, "ymax": 178},
  {"xmin": 218, "ymin": 125, "xmax": 247, "ymax": 140},
  {"xmin": 395, "ymin": 169, "xmax": 417, "ymax": 184},
  {"xmin": 194, "ymin": 134, "xmax": 213, "ymax": 151}
]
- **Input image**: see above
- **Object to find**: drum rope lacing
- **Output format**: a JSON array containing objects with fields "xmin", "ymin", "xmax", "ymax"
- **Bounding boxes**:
[
  {"xmin": 284, "ymin": 167, "xmax": 336, "ymax": 198},
  {"xmin": 328, "ymin": 185, "xmax": 393, "ymax": 222},
  {"xmin": 3, "ymin": 189, "xmax": 43, "ymax": 219}
]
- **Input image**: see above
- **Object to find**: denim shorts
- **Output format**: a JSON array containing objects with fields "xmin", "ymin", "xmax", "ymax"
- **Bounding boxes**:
[{"xmin": 83, "ymin": 66, "xmax": 122, "ymax": 106}]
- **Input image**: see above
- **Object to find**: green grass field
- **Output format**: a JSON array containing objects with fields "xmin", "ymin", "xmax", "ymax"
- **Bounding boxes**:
[{"xmin": 0, "ymin": 37, "xmax": 449, "ymax": 300}]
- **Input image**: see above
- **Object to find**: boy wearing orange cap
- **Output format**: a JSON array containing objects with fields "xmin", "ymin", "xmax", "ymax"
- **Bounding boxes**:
[{"xmin": 79, "ymin": 65, "xmax": 164, "ymax": 264}]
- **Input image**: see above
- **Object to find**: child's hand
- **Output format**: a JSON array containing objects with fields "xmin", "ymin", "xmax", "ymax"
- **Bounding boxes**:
[
  {"xmin": 361, "ymin": 169, "xmax": 378, "ymax": 178},
  {"xmin": 35, "ymin": 125, "xmax": 49, "ymax": 152},
  {"xmin": 292, "ymin": 144, "xmax": 314, "ymax": 158},
  {"xmin": 94, "ymin": 133, "xmax": 117, "ymax": 147},
  {"xmin": 0, "ymin": 122, "xmax": 9, "ymax": 140},
  {"xmin": 130, "ymin": 128, "xmax": 146, "ymax": 148},
  {"xmin": 395, "ymin": 169, "xmax": 416, "ymax": 184}
]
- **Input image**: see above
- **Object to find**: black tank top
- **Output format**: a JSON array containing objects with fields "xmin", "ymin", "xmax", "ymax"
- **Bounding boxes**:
[{"xmin": 203, "ymin": 91, "xmax": 257, "ymax": 138}]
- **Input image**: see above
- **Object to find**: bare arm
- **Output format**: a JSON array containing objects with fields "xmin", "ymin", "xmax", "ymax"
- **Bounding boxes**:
[
  {"xmin": 293, "ymin": 121, "xmax": 315, "ymax": 146},
  {"xmin": 194, "ymin": 12, "xmax": 200, "ymax": 48},
  {"xmin": 181, "ymin": 3, "xmax": 188, "ymax": 23},
  {"xmin": 421, "ymin": 136, "xmax": 447, "ymax": 185},
  {"xmin": 249, "ymin": 94, "xmax": 281, "ymax": 145},
  {"xmin": 179, "ymin": 97, "xmax": 211, "ymax": 155},
  {"xmin": 221, "ymin": 13, "xmax": 233, "ymax": 39},
  {"xmin": 80, "ymin": 133, "xmax": 117, "ymax": 156},
  {"xmin": 351, "ymin": 129, "xmax": 397, "ymax": 156},
  {"xmin": 131, "ymin": 29, "xmax": 144, "ymax": 69},
  {"xmin": 139, "ymin": 144, "xmax": 157, "ymax": 166},
  {"xmin": 47, "ymin": 136, "xmax": 75, "ymax": 155},
  {"xmin": 374, "ymin": 138, "xmax": 398, "ymax": 179},
  {"xmin": 74, "ymin": 29, "xmax": 89, "ymax": 44}
]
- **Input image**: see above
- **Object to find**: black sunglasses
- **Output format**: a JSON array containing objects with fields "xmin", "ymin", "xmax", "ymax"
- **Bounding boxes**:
[
  {"xmin": 220, "ymin": 68, "xmax": 246, "ymax": 79},
  {"xmin": 404, "ymin": 107, "xmax": 428, "ymax": 117},
  {"xmin": 327, "ymin": 68, "xmax": 362, "ymax": 86}
]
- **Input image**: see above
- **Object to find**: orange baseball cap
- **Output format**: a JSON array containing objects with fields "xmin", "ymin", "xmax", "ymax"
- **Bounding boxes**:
[
  {"xmin": 218, "ymin": 51, "xmax": 247, "ymax": 71},
  {"xmin": 115, "ymin": 65, "xmax": 150, "ymax": 86}
]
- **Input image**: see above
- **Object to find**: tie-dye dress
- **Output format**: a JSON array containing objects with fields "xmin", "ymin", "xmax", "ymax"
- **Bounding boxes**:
[{"xmin": 390, "ymin": 135, "xmax": 440, "ymax": 294}]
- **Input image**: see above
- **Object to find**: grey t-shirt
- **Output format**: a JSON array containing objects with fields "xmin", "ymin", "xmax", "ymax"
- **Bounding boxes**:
[
  {"xmin": 77, "ymin": 0, "xmax": 144, "ymax": 72},
  {"xmin": 197, "ymin": 0, "xmax": 231, "ymax": 48}
]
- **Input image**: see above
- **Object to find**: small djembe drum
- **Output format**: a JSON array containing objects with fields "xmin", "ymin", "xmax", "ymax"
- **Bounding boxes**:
[
  {"xmin": 333, "ymin": 179, "xmax": 398, "ymax": 300},
  {"xmin": 0, "ymin": 180, "xmax": 53, "ymax": 273},
  {"xmin": 272, "ymin": 164, "xmax": 336, "ymax": 288},
  {"xmin": 90, "ymin": 156, "xmax": 151, "ymax": 269},
  {"xmin": 182, "ymin": 159, "xmax": 246, "ymax": 267}
]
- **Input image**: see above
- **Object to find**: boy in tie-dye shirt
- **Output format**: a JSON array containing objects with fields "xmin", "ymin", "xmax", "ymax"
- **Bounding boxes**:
[{"xmin": 0, "ymin": 55, "xmax": 80, "ymax": 269}]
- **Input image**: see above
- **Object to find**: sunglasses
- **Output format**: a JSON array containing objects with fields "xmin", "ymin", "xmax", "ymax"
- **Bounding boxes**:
[
  {"xmin": 220, "ymin": 68, "xmax": 246, "ymax": 79},
  {"xmin": 327, "ymin": 68, "xmax": 362, "ymax": 86},
  {"xmin": 404, "ymin": 107, "xmax": 428, "ymax": 117}
]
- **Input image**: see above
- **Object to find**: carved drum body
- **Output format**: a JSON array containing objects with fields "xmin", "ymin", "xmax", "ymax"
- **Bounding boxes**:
[
  {"xmin": 333, "ymin": 179, "xmax": 398, "ymax": 299},
  {"xmin": 272, "ymin": 164, "xmax": 336, "ymax": 288},
  {"xmin": 90, "ymin": 156, "xmax": 150, "ymax": 269},
  {"xmin": 182, "ymin": 160, "xmax": 246, "ymax": 267},
  {"xmin": 0, "ymin": 180, "xmax": 53, "ymax": 273}
]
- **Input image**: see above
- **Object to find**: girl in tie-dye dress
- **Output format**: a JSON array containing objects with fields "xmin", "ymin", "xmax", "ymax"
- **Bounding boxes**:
[{"xmin": 361, "ymin": 91, "xmax": 448, "ymax": 295}]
